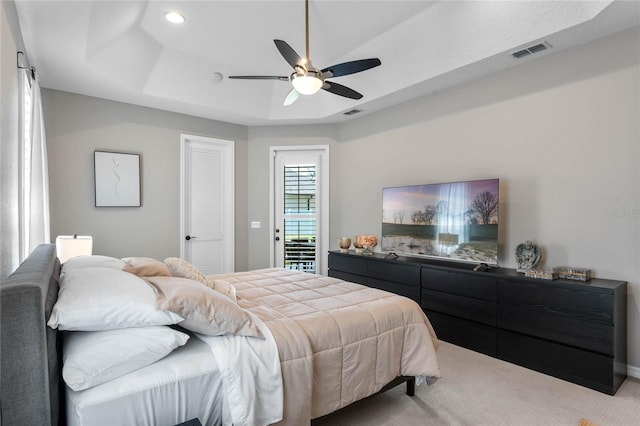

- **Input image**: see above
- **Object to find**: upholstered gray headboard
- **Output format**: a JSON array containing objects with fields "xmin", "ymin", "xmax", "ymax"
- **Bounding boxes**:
[{"xmin": 1, "ymin": 244, "xmax": 62, "ymax": 426}]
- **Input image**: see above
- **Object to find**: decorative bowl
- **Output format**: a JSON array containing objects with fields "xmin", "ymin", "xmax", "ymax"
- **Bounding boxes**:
[{"xmin": 357, "ymin": 235, "xmax": 378, "ymax": 255}]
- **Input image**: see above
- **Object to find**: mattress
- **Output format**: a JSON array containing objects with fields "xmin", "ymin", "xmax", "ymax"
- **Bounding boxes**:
[{"xmin": 66, "ymin": 335, "xmax": 230, "ymax": 426}]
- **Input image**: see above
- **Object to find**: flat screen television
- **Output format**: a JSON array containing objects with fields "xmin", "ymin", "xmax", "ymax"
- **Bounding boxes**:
[{"xmin": 382, "ymin": 178, "xmax": 499, "ymax": 265}]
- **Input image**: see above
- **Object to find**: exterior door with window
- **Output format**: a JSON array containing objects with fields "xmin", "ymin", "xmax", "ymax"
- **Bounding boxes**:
[{"xmin": 272, "ymin": 147, "xmax": 329, "ymax": 275}]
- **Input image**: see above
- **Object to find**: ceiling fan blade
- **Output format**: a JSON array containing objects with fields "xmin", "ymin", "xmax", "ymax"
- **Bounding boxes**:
[
  {"xmin": 228, "ymin": 75, "xmax": 289, "ymax": 81},
  {"xmin": 321, "ymin": 58, "xmax": 381, "ymax": 78},
  {"xmin": 274, "ymin": 39, "xmax": 304, "ymax": 68},
  {"xmin": 322, "ymin": 81, "xmax": 363, "ymax": 100},
  {"xmin": 283, "ymin": 89, "xmax": 301, "ymax": 106}
]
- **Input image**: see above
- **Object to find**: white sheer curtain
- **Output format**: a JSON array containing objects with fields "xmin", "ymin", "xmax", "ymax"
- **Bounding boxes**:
[
  {"xmin": 28, "ymin": 79, "xmax": 50, "ymax": 252},
  {"xmin": 19, "ymin": 71, "xmax": 50, "ymax": 260}
]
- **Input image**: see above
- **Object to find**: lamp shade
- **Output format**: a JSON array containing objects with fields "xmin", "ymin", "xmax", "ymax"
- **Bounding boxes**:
[{"xmin": 56, "ymin": 235, "xmax": 93, "ymax": 263}]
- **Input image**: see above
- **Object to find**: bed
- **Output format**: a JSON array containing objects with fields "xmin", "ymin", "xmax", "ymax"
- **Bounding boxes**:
[{"xmin": 0, "ymin": 244, "xmax": 441, "ymax": 425}]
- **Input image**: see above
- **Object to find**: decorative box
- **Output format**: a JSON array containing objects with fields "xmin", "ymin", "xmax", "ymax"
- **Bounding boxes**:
[
  {"xmin": 553, "ymin": 267, "xmax": 591, "ymax": 282},
  {"xmin": 524, "ymin": 269, "xmax": 557, "ymax": 280}
]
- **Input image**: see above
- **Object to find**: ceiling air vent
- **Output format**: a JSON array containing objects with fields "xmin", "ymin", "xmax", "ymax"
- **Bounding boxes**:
[
  {"xmin": 344, "ymin": 109, "xmax": 362, "ymax": 116},
  {"xmin": 512, "ymin": 41, "xmax": 551, "ymax": 59}
]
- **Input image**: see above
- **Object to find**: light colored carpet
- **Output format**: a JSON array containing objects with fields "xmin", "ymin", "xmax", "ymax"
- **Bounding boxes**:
[{"xmin": 312, "ymin": 341, "xmax": 640, "ymax": 426}]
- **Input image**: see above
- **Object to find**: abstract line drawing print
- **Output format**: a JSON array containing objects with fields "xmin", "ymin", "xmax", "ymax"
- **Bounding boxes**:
[
  {"xmin": 112, "ymin": 156, "xmax": 121, "ymax": 200},
  {"xmin": 94, "ymin": 151, "xmax": 140, "ymax": 207}
]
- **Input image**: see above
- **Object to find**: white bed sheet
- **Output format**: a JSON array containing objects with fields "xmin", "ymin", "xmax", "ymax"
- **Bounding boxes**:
[
  {"xmin": 196, "ymin": 312, "xmax": 283, "ymax": 426},
  {"xmin": 66, "ymin": 335, "xmax": 230, "ymax": 426}
]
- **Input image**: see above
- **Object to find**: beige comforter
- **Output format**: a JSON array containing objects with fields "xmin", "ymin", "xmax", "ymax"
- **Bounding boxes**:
[{"xmin": 208, "ymin": 268, "xmax": 441, "ymax": 425}]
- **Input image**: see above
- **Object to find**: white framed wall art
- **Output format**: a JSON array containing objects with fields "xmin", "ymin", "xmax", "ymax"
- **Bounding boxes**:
[{"xmin": 94, "ymin": 151, "xmax": 141, "ymax": 207}]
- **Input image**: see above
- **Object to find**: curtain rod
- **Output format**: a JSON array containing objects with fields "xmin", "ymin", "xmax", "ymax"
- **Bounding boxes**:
[{"xmin": 17, "ymin": 51, "xmax": 36, "ymax": 81}]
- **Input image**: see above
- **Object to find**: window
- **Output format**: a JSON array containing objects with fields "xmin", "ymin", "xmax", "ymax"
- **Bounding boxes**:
[
  {"xmin": 18, "ymin": 64, "xmax": 49, "ymax": 261},
  {"xmin": 19, "ymin": 68, "xmax": 34, "ymax": 260},
  {"xmin": 283, "ymin": 165, "xmax": 316, "ymax": 273}
]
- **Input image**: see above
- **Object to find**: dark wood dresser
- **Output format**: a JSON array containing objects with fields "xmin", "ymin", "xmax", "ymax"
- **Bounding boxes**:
[{"xmin": 328, "ymin": 250, "xmax": 627, "ymax": 395}]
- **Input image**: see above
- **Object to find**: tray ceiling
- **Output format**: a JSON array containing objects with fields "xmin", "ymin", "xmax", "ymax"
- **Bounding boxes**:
[{"xmin": 15, "ymin": 0, "xmax": 640, "ymax": 126}]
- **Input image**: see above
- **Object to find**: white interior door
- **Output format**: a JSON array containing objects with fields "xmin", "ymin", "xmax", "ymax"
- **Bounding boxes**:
[
  {"xmin": 271, "ymin": 146, "xmax": 329, "ymax": 275},
  {"xmin": 181, "ymin": 135, "xmax": 234, "ymax": 274}
]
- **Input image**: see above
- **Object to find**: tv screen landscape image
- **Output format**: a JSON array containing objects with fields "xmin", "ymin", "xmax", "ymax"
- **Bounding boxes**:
[{"xmin": 382, "ymin": 179, "xmax": 499, "ymax": 265}]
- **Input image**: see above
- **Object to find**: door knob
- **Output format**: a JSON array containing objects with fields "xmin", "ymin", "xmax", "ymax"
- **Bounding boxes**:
[{"xmin": 185, "ymin": 235, "xmax": 197, "ymax": 241}]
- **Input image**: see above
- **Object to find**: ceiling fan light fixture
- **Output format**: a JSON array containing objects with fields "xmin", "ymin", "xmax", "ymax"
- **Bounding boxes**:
[{"xmin": 291, "ymin": 72, "xmax": 323, "ymax": 95}]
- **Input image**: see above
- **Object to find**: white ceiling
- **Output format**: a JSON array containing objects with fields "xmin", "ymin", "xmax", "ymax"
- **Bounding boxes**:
[{"xmin": 15, "ymin": 0, "xmax": 640, "ymax": 127}]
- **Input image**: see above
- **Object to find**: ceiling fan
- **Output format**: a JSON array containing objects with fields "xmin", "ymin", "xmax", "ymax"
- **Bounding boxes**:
[{"xmin": 228, "ymin": 0, "xmax": 381, "ymax": 106}]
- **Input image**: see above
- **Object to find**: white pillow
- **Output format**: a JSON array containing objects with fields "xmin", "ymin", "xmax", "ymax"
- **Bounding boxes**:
[
  {"xmin": 48, "ymin": 267, "xmax": 183, "ymax": 331},
  {"xmin": 63, "ymin": 326, "xmax": 189, "ymax": 391},
  {"xmin": 62, "ymin": 255, "xmax": 126, "ymax": 275}
]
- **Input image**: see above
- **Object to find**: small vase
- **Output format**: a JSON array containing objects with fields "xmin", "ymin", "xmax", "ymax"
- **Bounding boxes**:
[
  {"xmin": 362, "ymin": 245, "xmax": 374, "ymax": 255},
  {"xmin": 339, "ymin": 237, "xmax": 352, "ymax": 253},
  {"xmin": 353, "ymin": 235, "xmax": 364, "ymax": 254}
]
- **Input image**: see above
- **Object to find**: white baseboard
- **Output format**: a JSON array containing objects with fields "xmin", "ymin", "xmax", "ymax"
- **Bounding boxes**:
[{"xmin": 628, "ymin": 364, "xmax": 640, "ymax": 379}]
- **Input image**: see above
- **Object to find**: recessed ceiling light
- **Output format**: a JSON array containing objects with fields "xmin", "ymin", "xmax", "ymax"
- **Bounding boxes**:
[{"xmin": 165, "ymin": 11, "xmax": 185, "ymax": 24}]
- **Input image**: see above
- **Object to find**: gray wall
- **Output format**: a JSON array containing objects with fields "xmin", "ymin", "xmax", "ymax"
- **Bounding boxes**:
[
  {"xmin": 0, "ymin": 0, "xmax": 26, "ymax": 279},
  {"xmin": 247, "ymin": 27, "xmax": 640, "ymax": 372},
  {"xmin": 43, "ymin": 90, "xmax": 250, "ymax": 270}
]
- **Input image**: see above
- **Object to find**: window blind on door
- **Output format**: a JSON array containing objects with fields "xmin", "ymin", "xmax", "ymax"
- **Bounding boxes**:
[{"xmin": 283, "ymin": 165, "xmax": 316, "ymax": 273}]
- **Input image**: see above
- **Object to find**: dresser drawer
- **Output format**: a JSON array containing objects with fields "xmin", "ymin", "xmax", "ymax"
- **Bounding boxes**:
[
  {"xmin": 369, "ymin": 278, "xmax": 419, "ymax": 303},
  {"xmin": 368, "ymin": 261, "xmax": 420, "ymax": 287},
  {"xmin": 422, "ymin": 269, "xmax": 497, "ymax": 301},
  {"xmin": 498, "ymin": 279, "xmax": 614, "ymax": 354},
  {"xmin": 498, "ymin": 330, "xmax": 618, "ymax": 395},
  {"xmin": 422, "ymin": 289, "xmax": 495, "ymax": 326},
  {"xmin": 328, "ymin": 254, "xmax": 367, "ymax": 276},
  {"xmin": 498, "ymin": 279, "xmax": 614, "ymax": 324},
  {"xmin": 328, "ymin": 270, "xmax": 367, "ymax": 285},
  {"xmin": 425, "ymin": 310, "xmax": 496, "ymax": 357},
  {"xmin": 498, "ymin": 303, "xmax": 614, "ymax": 355}
]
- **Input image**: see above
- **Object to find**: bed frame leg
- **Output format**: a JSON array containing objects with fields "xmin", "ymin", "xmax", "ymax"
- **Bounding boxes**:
[{"xmin": 406, "ymin": 376, "xmax": 415, "ymax": 396}]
